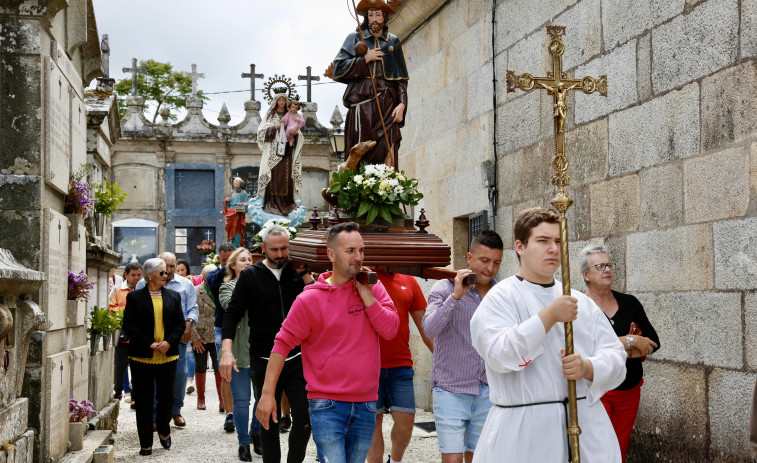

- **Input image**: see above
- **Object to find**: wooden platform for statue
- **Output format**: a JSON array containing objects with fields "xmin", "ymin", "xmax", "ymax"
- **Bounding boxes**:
[{"xmin": 289, "ymin": 218, "xmax": 451, "ymax": 278}]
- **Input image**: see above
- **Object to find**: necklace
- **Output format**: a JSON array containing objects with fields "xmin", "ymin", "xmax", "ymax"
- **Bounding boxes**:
[
  {"xmin": 148, "ymin": 288, "xmax": 161, "ymax": 297},
  {"xmin": 586, "ymin": 289, "xmax": 617, "ymax": 322}
]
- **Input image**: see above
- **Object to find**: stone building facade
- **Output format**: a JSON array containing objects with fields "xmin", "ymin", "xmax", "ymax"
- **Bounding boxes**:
[
  {"xmin": 0, "ymin": 1, "xmax": 121, "ymax": 461},
  {"xmin": 394, "ymin": 0, "xmax": 757, "ymax": 460},
  {"xmin": 112, "ymin": 93, "xmax": 337, "ymax": 273}
]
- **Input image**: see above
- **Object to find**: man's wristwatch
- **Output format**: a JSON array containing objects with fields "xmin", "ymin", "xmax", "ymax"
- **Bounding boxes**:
[
  {"xmin": 186, "ymin": 319, "xmax": 196, "ymax": 325},
  {"xmin": 626, "ymin": 335, "xmax": 634, "ymax": 351}
]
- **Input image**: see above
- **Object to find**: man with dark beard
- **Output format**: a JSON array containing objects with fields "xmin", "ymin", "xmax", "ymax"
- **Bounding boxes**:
[
  {"xmin": 326, "ymin": 0, "xmax": 408, "ymax": 168},
  {"xmin": 220, "ymin": 225, "xmax": 314, "ymax": 463}
]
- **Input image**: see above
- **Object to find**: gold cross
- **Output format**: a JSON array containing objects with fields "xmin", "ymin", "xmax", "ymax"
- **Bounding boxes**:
[
  {"xmin": 507, "ymin": 25, "xmax": 607, "ymax": 196},
  {"xmin": 506, "ymin": 25, "xmax": 608, "ymax": 463}
]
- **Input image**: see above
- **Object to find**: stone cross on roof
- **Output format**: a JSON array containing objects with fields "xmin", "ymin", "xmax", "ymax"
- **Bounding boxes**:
[
  {"xmin": 241, "ymin": 64, "xmax": 264, "ymax": 101},
  {"xmin": 298, "ymin": 66, "xmax": 320, "ymax": 102},
  {"xmin": 183, "ymin": 63, "xmax": 205, "ymax": 96},
  {"xmin": 122, "ymin": 57, "xmax": 146, "ymax": 96}
]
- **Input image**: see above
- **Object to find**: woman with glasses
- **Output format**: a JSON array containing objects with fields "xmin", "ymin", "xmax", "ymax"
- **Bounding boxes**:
[
  {"xmin": 579, "ymin": 245, "xmax": 660, "ymax": 462},
  {"xmin": 123, "ymin": 257, "xmax": 186, "ymax": 456}
]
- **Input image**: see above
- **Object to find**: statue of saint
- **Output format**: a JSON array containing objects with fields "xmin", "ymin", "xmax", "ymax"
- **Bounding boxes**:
[
  {"xmin": 223, "ymin": 176, "xmax": 250, "ymax": 247},
  {"xmin": 326, "ymin": 0, "xmax": 409, "ymax": 168},
  {"xmin": 256, "ymin": 92, "xmax": 304, "ymax": 215}
]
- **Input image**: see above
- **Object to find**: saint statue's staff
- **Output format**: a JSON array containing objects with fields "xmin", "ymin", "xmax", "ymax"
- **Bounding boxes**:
[
  {"xmin": 349, "ymin": 0, "xmax": 394, "ymax": 163},
  {"xmin": 506, "ymin": 25, "xmax": 607, "ymax": 463}
]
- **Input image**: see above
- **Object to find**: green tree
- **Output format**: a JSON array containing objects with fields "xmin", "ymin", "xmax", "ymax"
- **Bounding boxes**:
[{"xmin": 115, "ymin": 59, "xmax": 208, "ymax": 122}]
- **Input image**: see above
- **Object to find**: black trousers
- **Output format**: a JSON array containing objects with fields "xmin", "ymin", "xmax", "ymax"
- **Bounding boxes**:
[
  {"xmin": 251, "ymin": 356, "xmax": 311, "ymax": 463},
  {"xmin": 192, "ymin": 341, "xmax": 219, "ymax": 373},
  {"xmin": 130, "ymin": 359, "xmax": 177, "ymax": 449},
  {"xmin": 113, "ymin": 342, "xmax": 129, "ymax": 397}
]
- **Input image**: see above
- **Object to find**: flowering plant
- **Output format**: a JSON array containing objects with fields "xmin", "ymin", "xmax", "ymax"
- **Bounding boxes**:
[
  {"xmin": 204, "ymin": 253, "xmax": 220, "ymax": 267},
  {"xmin": 69, "ymin": 399, "xmax": 97, "ymax": 422},
  {"xmin": 197, "ymin": 239, "xmax": 216, "ymax": 256},
  {"xmin": 68, "ymin": 270, "xmax": 94, "ymax": 301},
  {"xmin": 253, "ymin": 218, "xmax": 300, "ymax": 247},
  {"xmin": 64, "ymin": 165, "xmax": 94, "ymax": 218},
  {"xmin": 329, "ymin": 164, "xmax": 423, "ymax": 224}
]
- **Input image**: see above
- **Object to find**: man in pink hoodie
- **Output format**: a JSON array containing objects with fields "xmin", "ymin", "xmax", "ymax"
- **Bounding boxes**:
[{"xmin": 256, "ymin": 222, "xmax": 400, "ymax": 463}]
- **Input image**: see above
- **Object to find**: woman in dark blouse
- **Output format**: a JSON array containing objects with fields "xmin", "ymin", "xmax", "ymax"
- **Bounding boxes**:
[{"xmin": 579, "ymin": 245, "xmax": 660, "ymax": 463}]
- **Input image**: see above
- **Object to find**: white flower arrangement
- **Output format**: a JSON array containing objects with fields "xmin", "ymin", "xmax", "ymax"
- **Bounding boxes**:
[{"xmin": 253, "ymin": 218, "xmax": 300, "ymax": 246}]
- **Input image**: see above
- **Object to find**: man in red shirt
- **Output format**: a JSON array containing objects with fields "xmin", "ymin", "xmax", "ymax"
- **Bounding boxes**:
[{"xmin": 367, "ymin": 268, "xmax": 433, "ymax": 463}]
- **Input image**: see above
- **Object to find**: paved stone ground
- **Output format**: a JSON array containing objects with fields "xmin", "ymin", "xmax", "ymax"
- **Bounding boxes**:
[{"xmin": 113, "ymin": 378, "xmax": 440, "ymax": 462}]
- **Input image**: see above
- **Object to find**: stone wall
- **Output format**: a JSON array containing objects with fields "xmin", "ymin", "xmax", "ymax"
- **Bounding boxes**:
[
  {"xmin": 0, "ymin": 1, "xmax": 121, "ymax": 461},
  {"xmin": 395, "ymin": 0, "xmax": 757, "ymax": 460}
]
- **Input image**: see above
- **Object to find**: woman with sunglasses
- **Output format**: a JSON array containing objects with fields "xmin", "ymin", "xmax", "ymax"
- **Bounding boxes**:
[
  {"xmin": 123, "ymin": 257, "xmax": 186, "ymax": 456},
  {"xmin": 579, "ymin": 245, "xmax": 661, "ymax": 462}
]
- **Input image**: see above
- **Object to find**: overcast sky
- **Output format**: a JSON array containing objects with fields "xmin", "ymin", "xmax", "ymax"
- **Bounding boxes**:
[{"xmin": 91, "ymin": 0, "xmax": 360, "ymax": 127}]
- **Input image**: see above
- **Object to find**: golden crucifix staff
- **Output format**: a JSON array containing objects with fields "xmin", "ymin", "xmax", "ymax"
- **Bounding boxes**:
[
  {"xmin": 349, "ymin": 0, "xmax": 395, "ymax": 167},
  {"xmin": 507, "ymin": 25, "xmax": 607, "ymax": 463}
]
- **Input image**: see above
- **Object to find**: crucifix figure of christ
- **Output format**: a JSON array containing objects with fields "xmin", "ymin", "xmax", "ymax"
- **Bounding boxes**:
[
  {"xmin": 122, "ymin": 58, "xmax": 146, "ymax": 96},
  {"xmin": 183, "ymin": 63, "xmax": 205, "ymax": 97},
  {"xmin": 298, "ymin": 66, "xmax": 320, "ymax": 102},
  {"xmin": 507, "ymin": 25, "xmax": 607, "ymax": 463},
  {"xmin": 241, "ymin": 64, "xmax": 264, "ymax": 101}
]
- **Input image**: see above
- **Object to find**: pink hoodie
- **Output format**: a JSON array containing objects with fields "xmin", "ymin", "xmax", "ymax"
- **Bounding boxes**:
[{"xmin": 272, "ymin": 271, "xmax": 399, "ymax": 402}]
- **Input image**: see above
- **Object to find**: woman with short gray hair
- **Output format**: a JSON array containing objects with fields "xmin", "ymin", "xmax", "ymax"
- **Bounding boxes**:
[
  {"xmin": 123, "ymin": 257, "xmax": 185, "ymax": 456},
  {"xmin": 579, "ymin": 244, "xmax": 661, "ymax": 462}
]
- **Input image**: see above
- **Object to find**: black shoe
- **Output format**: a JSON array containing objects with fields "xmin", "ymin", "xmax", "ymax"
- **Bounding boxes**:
[
  {"xmin": 224, "ymin": 413, "xmax": 235, "ymax": 432},
  {"xmin": 159, "ymin": 435, "xmax": 171, "ymax": 449},
  {"xmin": 251, "ymin": 434, "xmax": 262, "ymax": 455},
  {"xmin": 238, "ymin": 445, "xmax": 252, "ymax": 462},
  {"xmin": 279, "ymin": 414, "xmax": 291, "ymax": 433},
  {"xmin": 139, "ymin": 449, "xmax": 152, "ymax": 456}
]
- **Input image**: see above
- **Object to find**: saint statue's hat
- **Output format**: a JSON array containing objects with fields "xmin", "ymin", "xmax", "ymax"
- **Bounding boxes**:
[{"xmin": 355, "ymin": 0, "xmax": 394, "ymax": 16}]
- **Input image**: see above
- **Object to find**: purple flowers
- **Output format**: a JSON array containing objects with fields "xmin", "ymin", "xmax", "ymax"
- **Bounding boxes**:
[
  {"xmin": 64, "ymin": 180, "xmax": 94, "ymax": 218},
  {"xmin": 69, "ymin": 399, "xmax": 97, "ymax": 422},
  {"xmin": 68, "ymin": 270, "xmax": 94, "ymax": 301}
]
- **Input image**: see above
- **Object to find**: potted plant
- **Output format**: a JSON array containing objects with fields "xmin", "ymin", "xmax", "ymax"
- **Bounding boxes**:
[
  {"xmin": 68, "ymin": 270, "xmax": 93, "ymax": 302},
  {"xmin": 110, "ymin": 309, "xmax": 123, "ymax": 347},
  {"xmin": 87, "ymin": 306, "xmax": 112, "ymax": 354},
  {"xmin": 64, "ymin": 165, "xmax": 94, "ymax": 220},
  {"xmin": 328, "ymin": 164, "xmax": 423, "ymax": 227},
  {"xmin": 69, "ymin": 399, "xmax": 97, "ymax": 451},
  {"xmin": 93, "ymin": 180, "xmax": 127, "ymax": 236},
  {"xmin": 67, "ymin": 270, "xmax": 93, "ymax": 327}
]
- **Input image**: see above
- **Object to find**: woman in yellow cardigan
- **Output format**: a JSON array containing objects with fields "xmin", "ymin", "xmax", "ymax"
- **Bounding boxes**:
[{"xmin": 123, "ymin": 257, "xmax": 186, "ymax": 456}]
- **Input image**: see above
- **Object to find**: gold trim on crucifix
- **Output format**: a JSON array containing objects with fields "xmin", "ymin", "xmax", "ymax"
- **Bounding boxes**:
[{"xmin": 506, "ymin": 25, "xmax": 608, "ymax": 463}]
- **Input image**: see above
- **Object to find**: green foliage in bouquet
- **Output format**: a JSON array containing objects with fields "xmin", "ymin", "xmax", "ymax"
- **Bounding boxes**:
[{"xmin": 329, "ymin": 164, "xmax": 423, "ymax": 224}]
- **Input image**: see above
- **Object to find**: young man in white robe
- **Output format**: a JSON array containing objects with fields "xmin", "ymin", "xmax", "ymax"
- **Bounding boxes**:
[{"xmin": 470, "ymin": 207, "xmax": 627, "ymax": 463}]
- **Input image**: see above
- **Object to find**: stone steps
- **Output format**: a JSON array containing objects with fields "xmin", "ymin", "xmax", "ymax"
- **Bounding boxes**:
[{"xmin": 59, "ymin": 431, "xmax": 113, "ymax": 463}]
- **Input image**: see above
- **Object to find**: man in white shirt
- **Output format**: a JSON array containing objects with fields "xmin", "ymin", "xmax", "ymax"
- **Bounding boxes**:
[{"xmin": 470, "ymin": 207, "xmax": 626, "ymax": 462}]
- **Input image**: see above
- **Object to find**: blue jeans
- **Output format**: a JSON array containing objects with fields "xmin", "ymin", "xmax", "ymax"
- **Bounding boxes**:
[
  {"xmin": 214, "ymin": 327, "xmax": 223, "ymax": 362},
  {"xmin": 186, "ymin": 343, "xmax": 195, "ymax": 380},
  {"xmin": 376, "ymin": 366, "xmax": 416, "ymax": 414},
  {"xmin": 230, "ymin": 367, "xmax": 261, "ymax": 445},
  {"xmin": 172, "ymin": 341, "xmax": 188, "ymax": 415},
  {"xmin": 309, "ymin": 400, "xmax": 376, "ymax": 463},
  {"xmin": 123, "ymin": 365, "xmax": 131, "ymax": 394}
]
